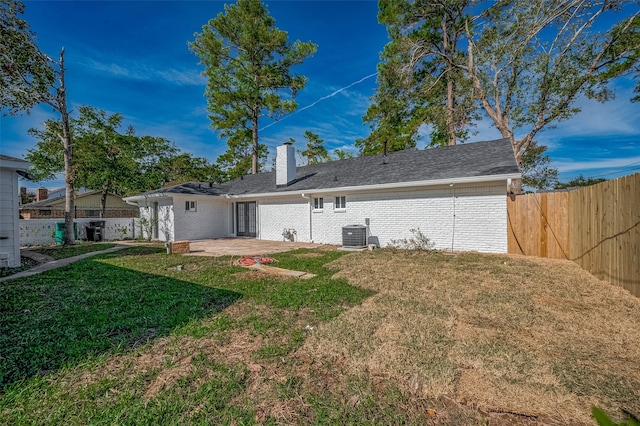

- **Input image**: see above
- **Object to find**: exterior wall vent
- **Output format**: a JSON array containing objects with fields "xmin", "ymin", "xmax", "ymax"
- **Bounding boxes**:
[{"xmin": 342, "ymin": 225, "xmax": 367, "ymax": 248}]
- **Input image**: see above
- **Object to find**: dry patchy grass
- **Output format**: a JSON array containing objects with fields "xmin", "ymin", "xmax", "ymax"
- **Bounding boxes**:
[
  {"xmin": 302, "ymin": 250, "xmax": 640, "ymax": 424},
  {"xmin": 3, "ymin": 247, "xmax": 638, "ymax": 425}
]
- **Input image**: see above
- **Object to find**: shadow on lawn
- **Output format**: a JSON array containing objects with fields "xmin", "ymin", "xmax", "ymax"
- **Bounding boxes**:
[{"xmin": 0, "ymin": 250, "xmax": 241, "ymax": 392}]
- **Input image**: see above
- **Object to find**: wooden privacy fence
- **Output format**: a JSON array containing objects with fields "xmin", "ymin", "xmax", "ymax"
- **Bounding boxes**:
[{"xmin": 508, "ymin": 173, "xmax": 639, "ymax": 297}]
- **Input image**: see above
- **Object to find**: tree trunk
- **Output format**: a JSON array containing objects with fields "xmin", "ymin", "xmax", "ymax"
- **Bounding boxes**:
[
  {"xmin": 58, "ymin": 48, "xmax": 75, "ymax": 245},
  {"xmin": 446, "ymin": 78, "xmax": 456, "ymax": 146},
  {"xmin": 441, "ymin": 20, "xmax": 456, "ymax": 146},
  {"xmin": 251, "ymin": 108, "xmax": 259, "ymax": 174},
  {"xmin": 101, "ymin": 185, "xmax": 108, "ymax": 218}
]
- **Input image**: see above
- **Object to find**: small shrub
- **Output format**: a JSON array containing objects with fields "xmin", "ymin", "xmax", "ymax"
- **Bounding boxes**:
[{"xmin": 387, "ymin": 228, "xmax": 437, "ymax": 252}]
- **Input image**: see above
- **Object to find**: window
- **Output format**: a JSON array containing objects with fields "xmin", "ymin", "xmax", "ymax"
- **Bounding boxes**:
[
  {"xmin": 313, "ymin": 197, "xmax": 323, "ymax": 211},
  {"xmin": 85, "ymin": 209, "xmax": 100, "ymax": 217},
  {"xmin": 185, "ymin": 200, "xmax": 197, "ymax": 212},
  {"xmin": 334, "ymin": 196, "xmax": 346, "ymax": 210},
  {"xmin": 39, "ymin": 209, "xmax": 51, "ymax": 216}
]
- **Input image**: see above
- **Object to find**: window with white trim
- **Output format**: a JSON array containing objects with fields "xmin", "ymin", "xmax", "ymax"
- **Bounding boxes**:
[
  {"xmin": 334, "ymin": 196, "xmax": 346, "ymax": 210},
  {"xmin": 185, "ymin": 200, "xmax": 197, "ymax": 212},
  {"xmin": 313, "ymin": 197, "xmax": 323, "ymax": 211}
]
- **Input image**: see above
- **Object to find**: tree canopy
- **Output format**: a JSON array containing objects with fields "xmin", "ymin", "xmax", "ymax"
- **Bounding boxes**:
[
  {"xmin": 189, "ymin": 0, "xmax": 317, "ymax": 179},
  {"xmin": 301, "ymin": 131, "xmax": 331, "ymax": 165},
  {"xmin": 366, "ymin": 0, "xmax": 639, "ymax": 191},
  {"xmin": 0, "ymin": 0, "xmax": 54, "ymax": 115},
  {"xmin": 1, "ymin": 0, "xmax": 77, "ymax": 242},
  {"xmin": 360, "ymin": 0, "xmax": 475, "ymax": 154},
  {"xmin": 27, "ymin": 106, "xmax": 222, "ymax": 216}
]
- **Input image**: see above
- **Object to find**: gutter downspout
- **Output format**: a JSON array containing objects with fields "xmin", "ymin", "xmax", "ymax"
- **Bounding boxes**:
[
  {"xmin": 450, "ymin": 183, "xmax": 456, "ymax": 252},
  {"xmin": 301, "ymin": 193, "xmax": 313, "ymax": 242}
]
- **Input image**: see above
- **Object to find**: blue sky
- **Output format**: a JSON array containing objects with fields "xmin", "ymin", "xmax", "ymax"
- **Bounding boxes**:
[{"xmin": 1, "ymin": 0, "xmax": 639, "ymax": 191}]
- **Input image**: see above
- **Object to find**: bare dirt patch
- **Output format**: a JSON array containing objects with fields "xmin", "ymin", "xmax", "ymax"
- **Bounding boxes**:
[{"xmin": 304, "ymin": 250, "xmax": 640, "ymax": 424}]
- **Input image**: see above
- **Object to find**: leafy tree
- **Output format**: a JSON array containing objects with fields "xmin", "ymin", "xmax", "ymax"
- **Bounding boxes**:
[
  {"xmin": 361, "ymin": 0, "xmax": 476, "ymax": 154},
  {"xmin": 27, "ymin": 106, "xmax": 221, "ymax": 216},
  {"xmin": 189, "ymin": 0, "xmax": 317, "ymax": 176},
  {"xmin": 601, "ymin": 14, "xmax": 640, "ymax": 102},
  {"xmin": 157, "ymin": 153, "xmax": 226, "ymax": 187},
  {"xmin": 0, "ymin": 0, "xmax": 54, "ymax": 114},
  {"xmin": 301, "ymin": 131, "xmax": 330, "ymax": 164},
  {"xmin": 369, "ymin": 0, "xmax": 638, "ymax": 192},
  {"xmin": 1, "ymin": 0, "xmax": 75, "ymax": 243},
  {"xmin": 520, "ymin": 141, "xmax": 558, "ymax": 191},
  {"xmin": 464, "ymin": 0, "xmax": 639, "ymax": 192},
  {"xmin": 333, "ymin": 149, "xmax": 354, "ymax": 160},
  {"xmin": 555, "ymin": 174, "xmax": 606, "ymax": 190}
]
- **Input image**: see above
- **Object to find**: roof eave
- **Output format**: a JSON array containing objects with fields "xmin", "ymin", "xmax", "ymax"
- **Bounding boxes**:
[
  {"xmin": 229, "ymin": 172, "xmax": 521, "ymax": 198},
  {"xmin": 124, "ymin": 192, "xmax": 172, "ymax": 205},
  {"xmin": 0, "ymin": 157, "xmax": 29, "ymax": 171}
]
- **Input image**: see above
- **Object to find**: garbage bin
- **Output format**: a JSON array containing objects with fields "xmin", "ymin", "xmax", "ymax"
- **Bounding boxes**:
[
  {"xmin": 88, "ymin": 221, "xmax": 106, "ymax": 241},
  {"xmin": 55, "ymin": 221, "xmax": 78, "ymax": 245}
]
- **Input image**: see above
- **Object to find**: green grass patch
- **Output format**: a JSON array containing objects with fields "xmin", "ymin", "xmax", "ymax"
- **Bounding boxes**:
[
  {"xmin": 31, "ymin": 242, "xmax": 117, "ymax": 260},
  {"xmin": 0, "ymin": 246, "xmax": 372, "ymax": 424}
]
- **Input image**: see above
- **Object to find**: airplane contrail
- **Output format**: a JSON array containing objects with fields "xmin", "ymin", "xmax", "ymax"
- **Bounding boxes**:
[{"xmin": 260, "ymin": 71, "xmax": 378, "ymax": 132}]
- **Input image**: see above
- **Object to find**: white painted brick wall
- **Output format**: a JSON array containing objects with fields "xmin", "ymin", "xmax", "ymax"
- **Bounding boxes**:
[
  {"xmin": 19, "ymin": 218, "xmax": 138, "ymax": 246},
  {"xmin": 258, "ymin": 198, "xmax": 310, "ymax": 242},
  {"xmin": 253, "ymin": 183, "xmax": 508, "ymax": 253},
  {"xmin": 172, "ymin": 195, "xmax": 229, "ymax": 241},
  {"xmin": 126, "ymin": 181, "xmax": 508, "ymax": 253}
]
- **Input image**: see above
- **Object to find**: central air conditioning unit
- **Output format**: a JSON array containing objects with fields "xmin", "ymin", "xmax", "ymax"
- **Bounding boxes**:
[{"xmin": 342, "ymin": 225, "xmax": 367, "ymax": 249}]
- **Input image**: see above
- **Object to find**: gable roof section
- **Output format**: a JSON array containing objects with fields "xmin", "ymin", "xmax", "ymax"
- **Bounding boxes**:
[
  {"xmin": 127, "ymin": 138, "xmax": 519, "ymax": 201},
  {"xmin": 21, "ymin": 190, "xmax": 130, "ymax": 209},
  {"xmin": 0, "ymin": 154, "xmax": 29, "ymax": 170}
]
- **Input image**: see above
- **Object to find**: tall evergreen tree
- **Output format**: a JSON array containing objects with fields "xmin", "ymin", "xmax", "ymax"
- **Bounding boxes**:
[
  {"xmin": 361, "ymin": 0, "xmax": 475, "ymax": 155},
  {"xmin": 190, "ymin": 0, "xmax": 317, "ymax": 178},
  {"xmin": 301, "ymin": 131, "xmax": 331, "ymax": 164}
]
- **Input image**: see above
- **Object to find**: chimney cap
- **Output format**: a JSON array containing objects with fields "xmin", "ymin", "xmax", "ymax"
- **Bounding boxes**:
[{"xmin": 283, "ymin": 141, "xmax": 293, "ymax": 146}]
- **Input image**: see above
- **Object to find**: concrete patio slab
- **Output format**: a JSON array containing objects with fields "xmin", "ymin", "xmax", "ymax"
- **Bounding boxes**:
[{"xmin": 184, "ymin": 238, "xmax": 335, "ymax": 257}]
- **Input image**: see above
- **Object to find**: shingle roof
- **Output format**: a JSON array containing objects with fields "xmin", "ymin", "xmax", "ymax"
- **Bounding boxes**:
[
  {"xmin": 0, "ymin": 154, "xmax": 28, "ymax": 162},
  {"xmin": 133, "ymin": 138, "xmax": 519, "ymax": 199},
  {"xmin": 21, "ymin": 190, "xmax": 122, "ymax": 208}
]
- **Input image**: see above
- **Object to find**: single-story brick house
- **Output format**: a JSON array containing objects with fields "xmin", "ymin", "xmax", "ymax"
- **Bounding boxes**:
[
  {"xmin": 124, "ymin": 138, "xmax": 520, "ymax": 253},
  {"xmin": 1, "ymin": 154, "xmax": 29, "ymax": 267}
]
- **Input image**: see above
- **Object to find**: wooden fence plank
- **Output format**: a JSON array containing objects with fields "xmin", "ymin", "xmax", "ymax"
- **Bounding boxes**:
[{"xmin": 508, "ymin": 173, "xmax": 639, "ymax": 297}]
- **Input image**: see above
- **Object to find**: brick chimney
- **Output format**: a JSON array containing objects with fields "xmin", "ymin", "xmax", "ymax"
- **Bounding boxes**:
[
  {"xmin": 276, "ymin": 142, "xmax": 296, "ymax": 186},
  {"xmin": 36, "ymin": 187, "xmax": 48, "ymax": 202}
]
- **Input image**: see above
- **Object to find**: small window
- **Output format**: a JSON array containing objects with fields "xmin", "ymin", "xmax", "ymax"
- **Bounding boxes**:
[
  {"xmin": 85, "ymin": 209, "xmax": 100, "ymax": 218},
  {"xmin": 185, "ymin": 200, "xmax": 197, "ymax": 212},
  {"xmin": 334, "ymin": 196, "xmax": 346, "ymax": 210},
  {"xmin": 39, "ymin": 209, "xmax": 51, "ymax": 216},
  {"xmin": 313, "ymin": 197, "xmax": 323, "ymax": 210}
]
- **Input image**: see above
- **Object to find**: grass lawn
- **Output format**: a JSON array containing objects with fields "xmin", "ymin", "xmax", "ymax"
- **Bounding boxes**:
[
  {"xmin": 1, "ymin": 246, "xmax": 638, "ymax": 425},
  {"xmin": 1, "ymin": 243, "xmax": 119, "ymax": 278},
  {"xmin": 30, "ymin": 242, "xmax": 118, "ymax": 260}
]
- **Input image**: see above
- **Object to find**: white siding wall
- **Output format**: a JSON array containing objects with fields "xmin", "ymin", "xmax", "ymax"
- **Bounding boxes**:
[
  {"xmin": 255, "ymin": 182, "xmax": 508, "ymax": 253},
  {"xmin": 0, "ymin": 168, "xmax": 20, "ymax": 267},
  {"xmin": 172, "ymin": 195, "xmax": 229, "ymax": 241},
  {"xmin": 258, "ymin": 198, "xmax": 310, "ymax": 242}
]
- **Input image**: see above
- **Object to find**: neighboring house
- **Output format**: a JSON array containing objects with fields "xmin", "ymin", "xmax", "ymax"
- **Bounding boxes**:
[
  {"xmin": 0, "ymin": 155, "xmax": 29, "ymax": 267},
  {"xmin": 20, "ymin": 188, "xmax": 139, "ymax": 219},
  {"xmin": 124, "ymin": 138, "xmax": 521, "ymax": 253}
]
